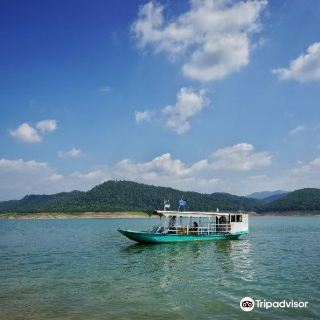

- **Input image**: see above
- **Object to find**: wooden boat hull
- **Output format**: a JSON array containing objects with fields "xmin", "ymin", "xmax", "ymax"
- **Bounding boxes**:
[{"xmin": 118, "ymin": 229, "xmax": 247, "ymax": 244}]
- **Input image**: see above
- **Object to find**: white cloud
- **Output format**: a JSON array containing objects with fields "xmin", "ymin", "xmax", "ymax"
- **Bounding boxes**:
[
  {"xmin": 114, "ymin": 153, "xmax": 218, "ymax": 192},
  {"xmin": 236, "ymin": 156, "xmax": 320, "ymax": 194},
  {"xmin": 289, "ymin": 125, "xmax": 305, "ymax": 136},
  {"xmin": 275, "ymin": 157, "xmax": 320, "ymax": 191},
  {"xmin": 9, "ymin": 123, "xmax": 42, "ymax": 143},
  {"xmin": 211, "ymin": 143, "xmax": 272, "ymax": 171},
  {"xmin": 0, "ymin": 158, "xmax": 48, "ymax": 172},
  {"xmin": 112, "ymin": 145, "xmax": 271, "ymax": 191},
  {"xmin": 36, "ymin": 119, "xmax": 57, "ymax": 133},
  {"xmin": 163, "ymin": 87, "xmax": 207, "ymax": 134},
  {"xmin": 0, "ymin": 145, "xmax": 280, "ymax": 200},
  {"xmin": 0, "ymin": 153, "xmax": 211, "ymax": 200},
  {"xmin": 273, "ymin": 42, "xmax": 320, "ymax": 82},
  {"xmin": 10, "ymin": 120, "xmax": 57, "ymax": 143},
  {"xmin": 71, "ymin": 169, "xmax": 110, "ymax": 182},
  {"xmin": 0, "ymin": 158, "xmax": 110, "ymax": 201},
  {"xmin": 247, "ymin": 174, "xmax": 268, "ymax": 180},
  {"xmin": 182, "ymin": 34, "xmax": 250, "ymax": 81},
  {"xmin": 132, "ymin": 0, "xmax": 267, "ymax": 81},
  {"xmin": 290, "ymin": 157, "xmax": 320, "ymax": 176},
  {"xmin": 58, "ymin": 148, "xmax": 82, "ymax": 158},
  {"xmin": 48, "ymin": 173, "xmax": 64, "ymax": 181},
  {"xmin": 135, "ymin": 110, "xmax": 153, "ymax": 123},
  {"xmin": 0, "ymin": 158, "xmax": 55, "ymax": 200},
  {"xmin": 135, "ymin": 87, "xmax": 208, "ymax": 134},
  {"xmin": 116, "ymin": 153, "xmax": 206, "ymax": 178}
]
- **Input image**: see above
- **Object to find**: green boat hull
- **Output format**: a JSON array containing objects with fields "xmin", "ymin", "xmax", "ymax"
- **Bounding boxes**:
[{"xmin": 118, "ymin": 229, "xmax": 248, "ymax": 244}]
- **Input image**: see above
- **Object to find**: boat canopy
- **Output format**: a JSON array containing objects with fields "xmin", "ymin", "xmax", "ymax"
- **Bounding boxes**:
[{"xmin": 154, "ymin": 210, "xmax": 236, "ymax": 218}]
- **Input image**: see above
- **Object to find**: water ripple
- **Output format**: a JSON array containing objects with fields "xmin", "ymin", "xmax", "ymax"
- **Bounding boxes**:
[{"xmin": 0, "ymin": 217, "xmax": 319, "ymax": 319}]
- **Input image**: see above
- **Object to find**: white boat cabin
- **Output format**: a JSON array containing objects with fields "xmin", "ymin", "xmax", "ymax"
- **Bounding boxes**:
[{"xmin": 153, "ymin": 210, "xmax": 249, "ymax": 235}]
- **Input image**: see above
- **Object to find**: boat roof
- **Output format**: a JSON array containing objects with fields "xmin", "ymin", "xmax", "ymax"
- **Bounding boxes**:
[{"xmin": 154, "ymin": 210, "xmax": 242, "ymax": 218}]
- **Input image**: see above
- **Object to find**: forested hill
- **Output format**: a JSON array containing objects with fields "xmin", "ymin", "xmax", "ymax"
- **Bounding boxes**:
[
  {"xmin": 0, "ymin": 180, "xmax": 262, "ymax": 213},
  {"xmin": 0, "ymin": 181, "xmax": 319, "ymax": 214},
  {"xmin": 258, "ymin": 188, "xmax": 320, "ymax": 213}
]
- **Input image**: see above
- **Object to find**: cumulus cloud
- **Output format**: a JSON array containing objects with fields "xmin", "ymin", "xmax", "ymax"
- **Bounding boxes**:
[
  {"xmin": 49, "ymin": 154, "xmax": 320, "ymax": 196},
  {"xmin": 132, "ymin": 0, "xmax": 267, "ymax": 81},
  {"xmin": 135, "ymin": 110, "xmax": 153, "ymax": 123},
  {"xmin": 0, "ymin": 158, "xmax": 55, "ymax": 200},
  {"xmin": 0, "ymin": 158, "xmax": 111, "ymax": 200},
  {"xmin": 87, "ymin": 155, "xmax": 320, "ymax": 196},
  {"xmin": 58, "ymin": 148, "xmax": 82, "ymax": 158},
  {"xmin": 290, "ymin": 157, "xmax": 320, "ymax": 177},
  {"xmin": 163, "ymin": 87, "xmax": 207, "ymax": 134},
  {"xmin": 135, "ymin": 87, "xmax": 208, "ymax": 134},
  {"xmin": 233, "ymin": 156, "xmax": 320, "ymax": 195},
  {"xmin": 0, "ymin": 144, "xmax": 274, "ymax": 200},
  {"xmin": 9, "ymin": 123, "xmax": 42, "ymax": 143},
  {"xmin": 272, "ymin": 157, "xmax": 320, "ymax": 192},
  {"xmin": 10, "ymin": 119, "xmax": 57, "ymax": 143},
  {"xmin": 211, "ymin": 143, "xmax": 272, "ymax": 171},
  {"xmin": 182, "ymin": 34, "xmax": 250, "ymax": 81},
  {"xmin": 273, "ymin": 42, "xmax": 320, "ymax": 82},
  {"xmin": 114, "ymin": 153, "xmax": 219, "ymax": 192},
  {"xmin": 70, "ymin": 169, "xmax": 110, "ymax": 182},
  {"xmin": 116, "ymin": 153, "xmax": 208, "ymax": 178},
  {"xmin": 0, "ymin": 158, "xmax": 48, "ymax": 172},
  {"xmin": 35, "ymin": 119, "xmax": 57, "ymax": 133},
  {"xmin": 289, "ymin": 125, "xmax": 305, "ymax": 136}
]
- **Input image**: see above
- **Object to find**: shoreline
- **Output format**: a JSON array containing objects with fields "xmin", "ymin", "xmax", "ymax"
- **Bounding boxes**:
[
  {"xmin": 0, "ymin": 211, "xmax": 319, "ymax": 219},
  {"xmin": 257, "ymin": 210, "xmax": 320, "ymax": 216},
  {"xmin": 0, "ymin": 212, "xmax": 152, "ymax": 219}
]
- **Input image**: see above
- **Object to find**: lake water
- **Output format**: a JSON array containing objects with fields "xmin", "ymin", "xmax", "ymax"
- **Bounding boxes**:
[{"xmin": 0, "ymin": 216, "xmax": 319, "ymax": 319}]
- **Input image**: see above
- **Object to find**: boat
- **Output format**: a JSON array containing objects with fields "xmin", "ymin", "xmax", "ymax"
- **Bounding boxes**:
[{"xmin": 118, "ymin": 201, "xmax": 249, "ymax": 244}]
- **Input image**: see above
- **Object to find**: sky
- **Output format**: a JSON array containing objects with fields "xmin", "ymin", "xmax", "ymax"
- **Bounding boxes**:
[{"xmin": 1, "ymin": 0, "xmax": 320, "ymax": 200}]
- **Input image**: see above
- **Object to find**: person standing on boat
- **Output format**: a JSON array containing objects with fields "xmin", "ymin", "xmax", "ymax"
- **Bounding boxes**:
[
  {"xmin": 168, "ymin": 216, "xmax": 176, "ymax": 233},
  {"xmin": 168, "ymin": 216, "xmax": 176, "ymax": 228}
]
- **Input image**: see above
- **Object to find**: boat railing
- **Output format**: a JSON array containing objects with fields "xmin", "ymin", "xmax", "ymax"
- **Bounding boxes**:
[{"xmin": 164, "ymin": 223, "xmax": 231, "ymax": 235}]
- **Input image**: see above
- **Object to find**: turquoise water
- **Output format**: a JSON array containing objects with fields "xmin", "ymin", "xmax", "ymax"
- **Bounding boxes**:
[{"xmin": 0, "ymin": 216, "xmax": 319, "ymax": 319}]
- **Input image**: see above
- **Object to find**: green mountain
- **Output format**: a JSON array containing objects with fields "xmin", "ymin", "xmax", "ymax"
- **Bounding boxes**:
[
  {"xmin": 0, "ymin": 180, "xmax": 262, "ymax": 214},
  {"xmin": 0, "ymin": 181, "xmax": 319, "ymax": 214},
  {"xmin": 258, "ymin": 188, "xmax": 320, "ymax": 213}
]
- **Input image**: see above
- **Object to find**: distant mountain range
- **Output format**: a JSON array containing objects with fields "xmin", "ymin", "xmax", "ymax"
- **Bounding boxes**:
[
  {"xmin": 0, "ymin": 180, "xmax": 319, "ymax": 215},
  {"xmin": 246, "ymin": 190, "xmax": 288, "ymax": 200}
]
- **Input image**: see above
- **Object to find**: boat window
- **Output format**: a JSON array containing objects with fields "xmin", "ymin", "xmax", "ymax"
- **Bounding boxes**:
[
  {"xmin": 220, "ymin": 216, "xmax": 227, "ymax": 223},
  {"xmin": 236, "ymin": 215, "xmax": 242, "ymax": 222},
  {"xmin": 231, "ymin": 215, "xmax": 236, "ymax": 222}
]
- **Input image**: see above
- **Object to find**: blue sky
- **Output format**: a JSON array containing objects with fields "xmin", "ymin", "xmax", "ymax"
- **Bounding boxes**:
[{"xmin": 1, "ymin": 0, "xmax": 320, "ymax": 200}]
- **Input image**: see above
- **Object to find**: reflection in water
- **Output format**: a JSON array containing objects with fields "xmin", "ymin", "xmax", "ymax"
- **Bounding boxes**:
[
  {"xmin": 214, "ymin": 238, "xmax": 254, "ymax": 275},
  {"xmin": 121, "ymin": 237, "xmax": 255, "ymax": 292}
]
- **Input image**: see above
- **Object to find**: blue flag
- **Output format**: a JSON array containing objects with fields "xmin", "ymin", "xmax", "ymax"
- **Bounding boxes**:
[{"xmin": 179, "ymin": 199, "xmax": 187, "ymax": 206}]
